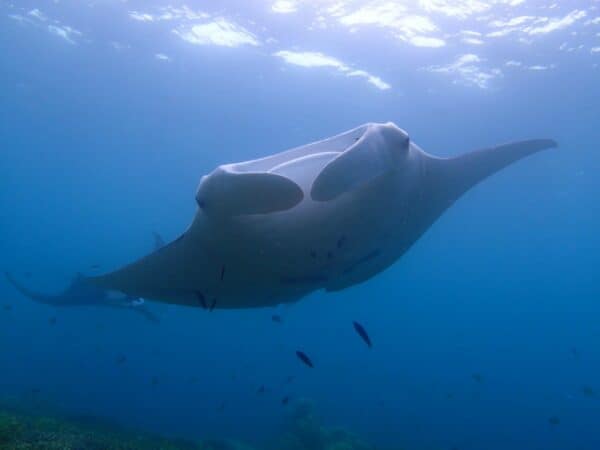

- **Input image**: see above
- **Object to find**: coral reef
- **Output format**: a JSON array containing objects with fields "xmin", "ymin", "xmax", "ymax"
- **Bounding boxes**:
[
  {"xmin": 0, "ymin": 407, "xmax": 199, "ymax": 449},
  {"xmin": 0, "ymin": 398, "xmax": 374, "ymax": 450},
  {"xmin": 275, "ymin": 399, "xmax": 373, "ymax": 450}
]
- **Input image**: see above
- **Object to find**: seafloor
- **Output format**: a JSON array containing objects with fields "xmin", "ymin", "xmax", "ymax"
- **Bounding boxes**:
[{"xmin": 0, "ymin": 397, "xmax": 379, "ymax": 450}]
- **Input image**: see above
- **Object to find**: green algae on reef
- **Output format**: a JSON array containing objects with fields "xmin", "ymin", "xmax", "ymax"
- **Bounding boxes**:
[
  {"xmin": 0, "ymin": 408, "xmax": 199, "ymax": 450},
  {"xmin": 0, "ymin": 398, "xmax": 378, "ymax": 450}
]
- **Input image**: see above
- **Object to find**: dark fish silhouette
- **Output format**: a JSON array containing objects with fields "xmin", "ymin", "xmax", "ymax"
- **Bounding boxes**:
[
  {"xmin": 257, "ymin": 385, "xmax": 266, "ymax": 394},
  {"xmin": 583, "ymin": 385, "xmax": 594, "ymax": 397},
  {"xmin": 48, "ymin": 317, "xmax": 57, "ymax": 325},
  {"xmin": 284, "ymin": 375, "xmax": 294, "ymax": 384},
  {"xmin": 217, "ymin": 401, "xmax": 226, "ymax": 412},
  {"xmin": 296, "ymin": 350, "xmax": 314, "ymax": 368},
  {"xmin": 571, "ymin": 347, "xmax": 579, "ymax": 358},
  {"xmin": 220, "ymin": 265, "xmax": 226, "ymax": 281},
  {"xmin": 151, "ymin": 376, "xmax": 159, "ymax": 386},
  {"xmin": 115, "ymin": 354, "xmax": 127, "ymax": 365},
  {"xmin": 548, "ymin": 416, "xmax": 560, "ymax": 426},
  {"xmin": 472, "ymin": 373, "xmax": 484, "ymax": 383},
  {"xmin": 281, "ymin": 396, "xmax": 290, "ymax": 405},
  {"xmin": 352, "ymin": 321, "xmax": 372, "ymax": 348},
  {"xmin": 272, "ymin": 314, "xmax": 282, "ymax": 323}
]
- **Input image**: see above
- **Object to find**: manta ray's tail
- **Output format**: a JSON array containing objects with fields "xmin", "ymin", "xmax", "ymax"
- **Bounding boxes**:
[
  {"xmin": 425, "ymin": 139, "xmax": 558, "ymax": 206},
  {"xmin": 4, "ymin": 272, "xmax": 57, "ymax": 305}
]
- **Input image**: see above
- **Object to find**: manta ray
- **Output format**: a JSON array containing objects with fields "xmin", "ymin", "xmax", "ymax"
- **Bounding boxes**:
[
  {"xmin": 90, "ymin": 122, "xmax": 556, "ymax": 309},
  {"xmin": 5, "ymin": 233, "xmax": 166, "ymax": 323}
]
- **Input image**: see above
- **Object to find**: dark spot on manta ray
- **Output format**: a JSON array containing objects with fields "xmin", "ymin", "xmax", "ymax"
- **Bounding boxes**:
[
  {"xmin": 195, "ymin": 291, "xmax": 207, "ymax": 309},
  {"xmin": 295, "ymin": 350, "xmax": 314, "ymax": 368},
  {"xmin": 343, "ymin": 249, "xmax": 381, "ymax": 274}
]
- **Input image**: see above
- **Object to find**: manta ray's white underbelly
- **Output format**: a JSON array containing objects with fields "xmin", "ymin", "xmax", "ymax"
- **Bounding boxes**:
[{"xmin": 195, "ymin": 174, "xmax": 406, "ymax": 307}]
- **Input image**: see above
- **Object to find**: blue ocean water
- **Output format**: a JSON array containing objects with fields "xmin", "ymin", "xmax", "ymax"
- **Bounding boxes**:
[{"xmin": 1, "ymin": 1, "xmax": 599, "ymax": 449}]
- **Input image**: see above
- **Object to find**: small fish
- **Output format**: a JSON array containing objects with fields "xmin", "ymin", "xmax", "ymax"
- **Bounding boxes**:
[
  {"xmin": 115, "ymin": 354, "xmax": 127, "ymax": 365},
  {"xmin": 48, "ymin": 317, "xmax": 57, "ymax": 325},
  {"xmin": 281, "ymin": 396, "xmax": 290, "ymax": 405},
  {"xmin": 472, "ymin": 373, "xmax": 484, "ymax": 383},
  {"xmin": 583, "ymin": 385, "xmax": 594, "ymax": 397},
  {"xmin": 548, "ymin": 416, "xmax": 560, "ymax": 426},
  {"xmin": 256, "ymin": 385, "xmax": 266, "ymax": 394},
  {"xmin": 352, "ymin": 321, "xmax": 372, "ymax": 348},
  {"xmin": 271, "ymin": 314, "xmax": 282, "ymax": 323},
  {"xmin": 220, "ymin": 265, "xmax": 226, "ymax": 281},
  {"xmin": 295, "ymin": 350, "xmax": 314, "ymax": 368},
  {"xmin": 30, "ymin": 388, "xmax": 41, "ymax": 395},
  {"xmin": 151, "ymin": 376, "xmax": 159, "ymax": 386},
  {"xmin": 217, "ymin": 401, "xmax": 226, "ymax": 412},
  {"xmin": 284, "ymin": 375, "xmax": 294, "ymax": 384},
  {"xmin": 90, "ymin": 264, "xmax": 101, "ymax": 269},
  {"xmin": 571, "ymin": 347, "xmax": 579, "ymax": 358}
]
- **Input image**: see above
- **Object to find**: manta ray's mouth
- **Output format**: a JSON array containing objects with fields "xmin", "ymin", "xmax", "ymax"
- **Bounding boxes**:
[{"xmin": 269, "ymin": 152, "xmax": 339, "ymax": 191}]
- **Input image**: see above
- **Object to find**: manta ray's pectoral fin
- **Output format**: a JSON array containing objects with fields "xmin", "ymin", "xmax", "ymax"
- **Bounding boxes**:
[
  {"xmin": 87, "ymin": 230, "xmax": 202, "ymax": 306},
  {"xmin": 311, "ymin": 123, "xmax": 409, "ymax": 201},
  {"xmin": 198, "ymin": 168, "xmax": 304, "ymax": 216},
  {"xmin": 425, "ymin": 139, "xmax": 558, "ymax": 206},
  {"xmin": 4, "ymin": 272, "xmax": 59, "ymax": 305}
]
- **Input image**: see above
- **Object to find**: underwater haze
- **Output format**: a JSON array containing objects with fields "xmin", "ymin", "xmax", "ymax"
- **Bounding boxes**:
[{"xmin": 1, "ymin": 0, "xmax": 600, "ymax": 449}]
